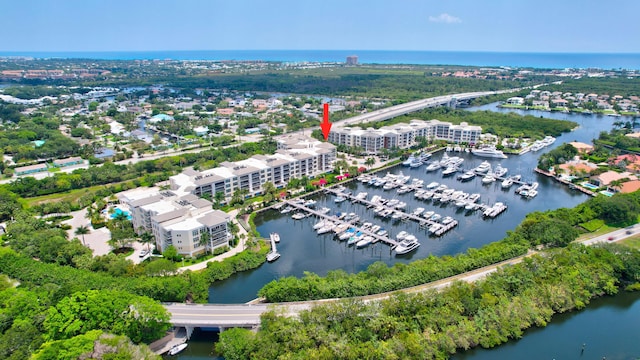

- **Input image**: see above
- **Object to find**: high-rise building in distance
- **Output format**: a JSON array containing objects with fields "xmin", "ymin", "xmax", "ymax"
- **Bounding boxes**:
[{"xmin": 346, "ymin": 55, "xmax": 358, "ymax": 65}]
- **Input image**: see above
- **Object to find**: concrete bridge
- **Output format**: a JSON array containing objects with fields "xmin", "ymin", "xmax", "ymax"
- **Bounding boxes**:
[
  {"xmin": 162, "ymin": 225, "xmax": 636, "ymax": 337},
  {"xmin": 163, "ymin": 302, "xmax": 309, "ymax": 338},
  {"xmin": 334, "ymin": 89, "xmax": 519, "ymax": 129}
]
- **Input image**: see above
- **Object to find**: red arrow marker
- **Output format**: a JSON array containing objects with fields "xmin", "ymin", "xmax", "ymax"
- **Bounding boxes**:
[{"xmin": 320, "ymin": 103, "xmax": 332, "ymax": 140}]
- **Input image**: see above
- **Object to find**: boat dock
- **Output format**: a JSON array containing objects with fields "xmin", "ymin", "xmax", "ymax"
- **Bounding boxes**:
[
  {"xmin": 324, "ymin": 188, "xmax": 457, "ymax": 235},
  {"xmin": 283, "ymin": 200, "xmax": 400, "ymax": 247}
]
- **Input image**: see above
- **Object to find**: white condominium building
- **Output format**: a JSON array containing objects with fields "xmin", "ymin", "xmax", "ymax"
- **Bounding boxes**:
[
  {"xmin": 170, "ymin": 135, "xmax": 336, "ymax": 200},
  {"xmin": 327, "ymin": 119, "xmax": 482, "ymax": 154},
  {"xmin": 118, "ymin": 189, "xmax": 231, "ymax": 256}
]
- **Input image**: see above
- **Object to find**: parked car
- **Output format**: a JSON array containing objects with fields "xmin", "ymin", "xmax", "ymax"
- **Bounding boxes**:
[{"xmin": 139, "ymin": 249, "xmax": 150, "ymax": 258}]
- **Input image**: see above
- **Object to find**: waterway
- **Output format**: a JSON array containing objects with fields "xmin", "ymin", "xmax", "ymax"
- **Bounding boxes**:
[
  {"xmin": 452, "ymin": 290, "xmax": 640, "ymax": 360},
  {"xmin": 209, "ymin": 103, "xmax": 620, "ymax": 304},
  {"xmin": 178, "ymin": 103, "xmax": 633, "ymax": 359}
]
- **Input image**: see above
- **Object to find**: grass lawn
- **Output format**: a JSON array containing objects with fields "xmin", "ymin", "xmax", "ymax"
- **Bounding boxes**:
[
  {"xmin": 22, "ymin": 182, "xmax": 132, "ymax": 207},
  {"xmin": 576, "ymin": 224, "xmax": 618, "ymax": 241},
  {"xmin": 619, "ymin": 235, "xmax": 640, "ymax": 250}
]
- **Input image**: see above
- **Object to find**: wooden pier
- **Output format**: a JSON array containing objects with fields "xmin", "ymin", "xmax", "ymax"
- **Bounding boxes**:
[
  {"xmin": 283, "ymin": 200, "xmax": 399, "ymax": 247},
  {"xmin": 325, "ymin": 188, "xmax": 448, "ymax": 230}
]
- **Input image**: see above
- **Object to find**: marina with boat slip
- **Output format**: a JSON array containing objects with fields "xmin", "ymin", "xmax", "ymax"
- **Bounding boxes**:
[{"xmin": 267, "ymin": 151, "xmax": 548, "ymax": 261}]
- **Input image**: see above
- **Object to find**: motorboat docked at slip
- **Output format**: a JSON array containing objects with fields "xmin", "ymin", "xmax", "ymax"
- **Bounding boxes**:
[
  {"xmin": 474, "ymin": 160, "xmax": 492, "ymax": 173},
  {"xmin": 394, "ymin": 235, "xmax": 420, "ymax": 255},
  {"xmin": 168, "ymin": 343, "xmax": 188, "ymax": 356},
  {"xmin": 471, "ymin": 145, "xmax": 508, "ymax": 159},
  {"xmin": 457, "ymin": 170, "xmax": 475, "ymax": 181}
]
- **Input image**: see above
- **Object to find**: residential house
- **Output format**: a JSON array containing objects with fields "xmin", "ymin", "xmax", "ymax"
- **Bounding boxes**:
[
  {"xmin": 568, "ymin": 142, "xmax": 594, "ymax": 154},
  {"xmin": 592, "ymin": 170, "xmax": 637, "ymax": 187},
  {"xmin": 14, "ymin": 163, "xmax": 48, "ymax": 176},
  {"xmin": 53, "ymin": 157, "xmax": 84, "ymax": 168}
]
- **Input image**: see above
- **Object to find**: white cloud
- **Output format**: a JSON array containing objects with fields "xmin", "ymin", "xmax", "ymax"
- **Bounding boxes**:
[{"xmin": 428, "ymin": 13, "xmax": 462, "ymax": 24}]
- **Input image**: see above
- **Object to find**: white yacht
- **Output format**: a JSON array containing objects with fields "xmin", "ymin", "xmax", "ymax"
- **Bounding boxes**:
[
  {"xmin": 422, "ymin": 210, "xmax": 435, "ymax": 219},
  {"xmin": 339, "ymin": 228, "xmax": 356, "ymax": 240},
  {"xmin": 266, "ymin": 233, "xmax": 280, "ymax": 262},
  {"xmin": 441, "ymin": 166, "xmax": 458, "ymax": 176},
  {"xmin": 394, "ymin": 235, "xmax": 420, "ymax": 255},
  {"xmin": 412, "ymin": 207, "xmax": 425, "ymax": 216},
  {"xmin": 291, "ymin": 212, "xmax": 306, "ymax": 220},
  {"xmin": 426, "ymin": 181, "xmax": 440, "ymax": 189},
  {"xmin": 425, "ymin": 161, "xmax": 441, "ymax": 172},
  {"xmin": 482, "ymin": 174, "xmax": 496, "ymax": 184},
  {"xmin": 270, "ymin": 232, "xmax": 281, "ymax": 243},
  {"xmin": 501, "ymin": 177, "xmax": 514, "ymax": 188},
  {"xmin": 402, "ymin": 154, "xmax": 417, "ymax": 166},
  {"xmin": 474, "ymin": 161, "xmax": 492, "ymax": 173},
  {"xmin": 458, "ymin": 170, "xmax": 475, "ymax": 181},
  {"xmin": 396, "ymin": 231, "xmax": 409, "ymax": 240},
  {"xmin": 356, "ymin": 236, "xmax": 373, "ymax": 248},
  {"xmin": 493, "ymin": 165, "xmax": 508, "ymax": 178},
  {"xmin": 472, "ymin": 146, "xmax": 508, "ymax": 159}
]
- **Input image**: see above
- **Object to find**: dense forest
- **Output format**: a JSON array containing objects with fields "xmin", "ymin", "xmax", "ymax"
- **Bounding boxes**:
[{"xmin": 219, "ymin": 243, "xmax": 640, "ymax": 359}]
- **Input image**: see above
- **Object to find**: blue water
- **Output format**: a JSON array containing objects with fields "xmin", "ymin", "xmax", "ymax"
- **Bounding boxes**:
[
  {"xmin": 2, "ymin": 50, "xmax": 640, "ymax": 69},
  {"xmin": 110, "ymin": 208, "xmax": 131, "ymax": 220}
]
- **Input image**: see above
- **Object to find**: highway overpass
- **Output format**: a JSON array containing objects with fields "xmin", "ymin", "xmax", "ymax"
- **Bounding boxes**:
[{"xmin": 333, "ymin": 89, "xmax": 519, "ymax": 128}]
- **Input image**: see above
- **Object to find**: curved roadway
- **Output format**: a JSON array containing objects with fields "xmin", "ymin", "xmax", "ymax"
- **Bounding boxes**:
[{"xmin": 165, "ymin": 226, "xmax": 636, "ymax": 328}]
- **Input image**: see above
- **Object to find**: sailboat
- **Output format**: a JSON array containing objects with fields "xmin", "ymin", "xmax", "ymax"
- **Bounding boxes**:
[{"xmin": 266, "ymin": 232, "xmax": 280, "ymax": 262}]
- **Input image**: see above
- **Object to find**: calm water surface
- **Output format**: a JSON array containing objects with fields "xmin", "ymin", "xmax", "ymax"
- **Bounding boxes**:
[
  {"xmin": 183, "ymin": 103, "xmax": 634, "ymax": 359},
  {"xmin": 452, "ymin": 291, "xmax": 640, "ymax": 360},
  {"xmin": 209, "ymin": 103, "xmax": 619, "ymax": 304}
]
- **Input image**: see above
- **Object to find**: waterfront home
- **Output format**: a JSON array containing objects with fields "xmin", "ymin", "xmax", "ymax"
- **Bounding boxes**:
[
  {"xmin": 612, "ymin": 154, "xmax": 640, "ymax": 173},
  {"xmin": 592, "ymin": 170, "xmax": 638, "ymax": 187},
  {"xmin": 557, "ymin": 158, "xmax": 597, "ymax": 176},
  {"xmin": 505, "ymin": 97, "xmax": 524, "ymax": 105},
  {"xmin": 568, "ymin": 142, "xmax": 594, "ymax": 154},
  {"xmin": 613, "ymin": 179, "xmax": 640, "ymax": 194}
]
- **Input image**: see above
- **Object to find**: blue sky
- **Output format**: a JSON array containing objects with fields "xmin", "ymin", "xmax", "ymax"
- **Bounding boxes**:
[{"xmin": 2, "ymin": 0, "xmax": 639, "ymax": 53}]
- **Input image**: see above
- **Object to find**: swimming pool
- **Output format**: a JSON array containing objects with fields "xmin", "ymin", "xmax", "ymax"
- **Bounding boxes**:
[
  {"xmin": 600, "ymin": 190, "xmax": 614, "ymax": 197},
  {"xmin": 110, "ymin": 208, "xmax": 132, "ymax": 220},
  {"xmin": 581, "ymin": 182, "xmax": 599, "ymax": 190}
]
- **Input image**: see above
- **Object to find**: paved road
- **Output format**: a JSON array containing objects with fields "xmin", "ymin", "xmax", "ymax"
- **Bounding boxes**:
[
  {"xmin": 163, "ymin": 225, "xmax": 637, "ymax": 327},
  {"xmin": 166, "ymin": 303, "xmax": 270, "ymax": 327}
]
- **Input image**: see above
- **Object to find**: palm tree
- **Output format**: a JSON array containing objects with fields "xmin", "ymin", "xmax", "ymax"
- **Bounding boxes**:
[
  {"xmin": 214, "ymin": 191, "xmax": 226, "ymax": 208},
  {"xmin": 198, "ymin": 230, "xmax": 212, "ymax": 254},
  {"xmin": 75, "ymin": 225, "xmax": 90, "ymax": 246},
  {"xmin": 138, "ymin": 230, "xmax": 155, "ymax": 252}
]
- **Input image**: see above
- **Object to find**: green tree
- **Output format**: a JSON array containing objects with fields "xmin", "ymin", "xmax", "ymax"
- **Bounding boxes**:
[
  {"xmin": 44, "ymin": 290, "xmax": 170, "ymax": 344},
  {"xmin": 138, "ymin": 230, "xmax": 155, "ymax": 253},
  {"xmin": 216, "ymin": 327, "xmax": 255, "ymax": 360},
  {"xmin": 74, "ymin": 225, "xmax": 90, "ymax": 246},
  {"xmin": 32, "ymin": 330, "xmax": 161, "ymax": 360},
  {"xmin": 162, "ymin": 245, "xmax": 181, "ymax": 262},
  {"xmin": 199, "ymin": 230, "xmax": 212, "ymax": 254},
  {"xmin": 143, "ymin": 259, "xmax": 177, "ymax": 277}
]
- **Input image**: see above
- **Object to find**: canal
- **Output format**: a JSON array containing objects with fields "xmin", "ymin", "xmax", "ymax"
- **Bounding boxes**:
[{"xmin": 173, "ymin": 103, "xmax": 633, "ymax": 359}]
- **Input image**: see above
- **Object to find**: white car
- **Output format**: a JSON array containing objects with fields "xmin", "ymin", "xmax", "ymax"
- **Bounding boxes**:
[{"xmin": 139, "ymin": 249, "xmax": 150, "ymax": 258}]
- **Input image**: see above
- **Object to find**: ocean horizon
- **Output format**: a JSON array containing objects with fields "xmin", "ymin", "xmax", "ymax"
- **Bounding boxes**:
[{"xmin": 1, "ymin": 50, "xmax": 640, "ymax": 70}]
